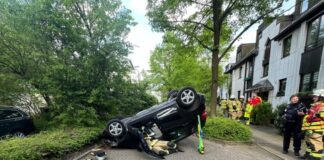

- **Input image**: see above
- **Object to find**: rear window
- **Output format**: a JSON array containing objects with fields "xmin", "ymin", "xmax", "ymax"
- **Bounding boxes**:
[{"xmin": 0, "ymin": 109, "xmax": 23, "ymax": 120}]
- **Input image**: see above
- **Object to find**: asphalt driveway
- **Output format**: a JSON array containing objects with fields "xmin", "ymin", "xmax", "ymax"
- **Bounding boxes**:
[{"xmin": 73, "ymin": 135, "xmax": 281, "ymax": 160}]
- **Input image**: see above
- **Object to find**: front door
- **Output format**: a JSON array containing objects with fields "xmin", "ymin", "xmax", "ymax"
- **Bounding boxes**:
[{"xmin": 258, "ymin": 92, "xmax": 269, "ymax": 101}]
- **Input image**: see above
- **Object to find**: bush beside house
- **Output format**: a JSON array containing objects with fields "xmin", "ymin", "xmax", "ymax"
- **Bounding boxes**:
[
  {"xmin": 273, "ymin": 103, "xmax": 287, "ymax": 134},
  {"xmin": 204, "ymin": 117, "xmax": 252, "ymax": 142},
  {"xmin": 251, "ymin": 102, "xmax": 273, "ymax": 125}
]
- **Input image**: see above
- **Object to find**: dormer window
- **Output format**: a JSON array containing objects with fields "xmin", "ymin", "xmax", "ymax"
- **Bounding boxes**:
[
  {"xmin": 263, "ymin": 39, "xmax": 271, "ymax": 77},
  {"xmin": 300, "ymin": 0, "xmax": 308, "ymax": 13}
]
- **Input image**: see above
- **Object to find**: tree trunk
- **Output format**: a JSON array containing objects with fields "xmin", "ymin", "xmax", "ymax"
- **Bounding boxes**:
[{"xmin": 210, "ymin": 0, "xmax": 222, "ymax": 117}]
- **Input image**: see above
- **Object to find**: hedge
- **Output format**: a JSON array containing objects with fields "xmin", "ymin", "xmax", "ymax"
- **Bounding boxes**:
[
  {"xmin": 252, "ymin": 102, "xmax": 273, "ymax": 125},
  {"xmin": 0, "ymin": 127, "xmax": 102, "ymax": 160},
  {"xmin": 204, "ymin": 117, "xmax": 252, "ymax": 141},
  {"xmin": 273, "ymin": 103, "xmax": 287, "ymax": 134}
]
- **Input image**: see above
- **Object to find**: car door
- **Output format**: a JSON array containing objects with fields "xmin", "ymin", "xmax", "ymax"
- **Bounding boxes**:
[
  {"xmin": 0, "ymin": 109, "xmax": 24, "ymax": 137},
  {"xmin": 0, "ymin": 109, "xmax": 10, "ymax": 137},
  {"xmin": 156, "ymin": 104, "xmax": 191, "ymax": 132}
]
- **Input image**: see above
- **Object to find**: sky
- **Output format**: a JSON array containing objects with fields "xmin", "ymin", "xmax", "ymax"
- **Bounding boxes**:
[{"xmin": 122, "ymin": 0, "xmax": 296, "ymax": 72}]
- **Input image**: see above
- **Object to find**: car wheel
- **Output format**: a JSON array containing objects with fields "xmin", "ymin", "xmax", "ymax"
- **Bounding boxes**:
[
  {"xmin": 106, "ymin": 119, "xmax": 126, "ymax": 138},
  {"xmin": 176, "ymin": 87, "xmax": 197, "ymax": 109},
  {"xmin": 13, "ymin": 131, "xmax": 26, "ymax": 138}
]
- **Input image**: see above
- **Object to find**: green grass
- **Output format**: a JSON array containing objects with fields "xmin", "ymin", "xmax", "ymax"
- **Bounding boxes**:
[
  {"xmin": 204, "ymin": 117, "xmax": 252, "ymax": 142},
  {"xmin": 0, "ymin": 127, "xmax": 102, "ymax": 160}
]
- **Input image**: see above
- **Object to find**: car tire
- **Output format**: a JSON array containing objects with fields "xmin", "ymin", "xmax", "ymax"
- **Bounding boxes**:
[
  {"xmin": 12, "ymin": 131, "xmax": 26, "ymax": 138},
  {"xmin": 176, "ymin": 87, "xmax": 197, "ymax": 109},
  {"xmin": 106, "ymin": 119, "xmax": 126, "ymax": 138}
]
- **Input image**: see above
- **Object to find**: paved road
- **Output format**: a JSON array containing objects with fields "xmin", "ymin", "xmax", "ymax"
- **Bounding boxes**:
[
  {"xmin": 251, "ymin": 125, "xmax": 324, "ymax": 160},
  {"xmin": 74, "ymin": 135, "xmax": 281, "ymax": 160}
]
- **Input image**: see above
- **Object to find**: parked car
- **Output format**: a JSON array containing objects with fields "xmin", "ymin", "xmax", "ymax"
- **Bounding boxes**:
[
  {"xmin": 0, "ymin": 106, "xmax": 35, "ymax": 138},
  {"xmin": 104, "ymin": 87, "xmax": 207, "ymax": 148}
]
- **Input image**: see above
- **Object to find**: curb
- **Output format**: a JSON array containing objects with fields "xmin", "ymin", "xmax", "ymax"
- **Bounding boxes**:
[
  {"xmin": 254, "ymin": 143, "xmax": 287, "ymax": 160},
  {"xmin": 206, "ymin": 137, "xmax": 253, "ymax": 145},
  {"xmin": 72, "ymin": 150, "xmax": 92, "ymax": 160}
]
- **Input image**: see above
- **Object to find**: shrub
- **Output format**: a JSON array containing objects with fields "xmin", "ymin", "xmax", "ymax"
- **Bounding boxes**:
[
  {"xmin": 252, "ymin": 102, "xmax": 273, "ymax": 125},
  {"xmin": 51, "ymin": 105, "xmax": 99, "ymax": 127},
  {"xmin": 204, "ymin": 117, "xmax": 252, "ymax": 141},
  {"xmin": 0, "ymin": 127, "xmax": 102, "ymax": 160},
  {"xmin": 273, "ymin": 103, "xmax": 287, "ymax": 134}
]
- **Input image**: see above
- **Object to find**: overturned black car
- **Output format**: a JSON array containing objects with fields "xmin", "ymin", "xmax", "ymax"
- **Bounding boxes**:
[{"xmin": 103, "ymin": 87, "xmax": 207, "ymax": 148}]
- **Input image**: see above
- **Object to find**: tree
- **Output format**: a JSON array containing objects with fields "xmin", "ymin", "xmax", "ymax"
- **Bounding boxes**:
[
  {"xmin": 148, "ymin": 32, "xmax": 228, "ymax": 101},
  {"xmin": 0, "ymin": 0, "xmax": 157, "ymax": 126},
  {"xmin": 147, "ymin": 0, "xmax": 284, "ymax": 116}
]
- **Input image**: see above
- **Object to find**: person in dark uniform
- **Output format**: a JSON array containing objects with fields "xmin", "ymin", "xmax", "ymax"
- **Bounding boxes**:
[{"xmin": 282, "ymin": 95, "xmax": 306, "ymax": 156}]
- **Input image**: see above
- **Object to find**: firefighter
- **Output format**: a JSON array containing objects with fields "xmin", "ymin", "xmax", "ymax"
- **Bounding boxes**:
[
  {"xmin": 140, "ymin": 126, "xmax": 177, "ymax": 157},
  {"xmin": 219, "ymin": 98, "xmax": 228, "ymax": 117},
  {"xmin": 144, "ymin": 135, "xmax": 177, "ymax": 156},
  {"xmin": 250, "ymin": 93, "xmax": 262, "ymax": 107},
  {"xmin": 250, "ymin": 93, "xmax": 262, "ymax": 123},
  {"xmin": 244, "ymin": 98, "xmax": 253, "ymax": 125},
  {"xmin": 235, "ymin": 97, "xmax": 243, "ymax": 121},
  {"xmin": 300, "ymin": 89, "xmax": 324, "ymax": 160},
  {"xmin": 228, "ymin": 95, "xmax": 236, "ymax": 120}
]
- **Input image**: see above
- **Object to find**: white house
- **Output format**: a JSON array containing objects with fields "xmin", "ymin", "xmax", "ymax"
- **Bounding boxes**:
[
  {"xmin": 271, "ymin": 0, "xmax": 324, "ymax": 107},
  {"xmin": 225, "ymin": 44, "xmax": 256, "ymax": 99},
  {"xmin": 226, "ymin": 0, "xmax": 324, "ymax": 108}
]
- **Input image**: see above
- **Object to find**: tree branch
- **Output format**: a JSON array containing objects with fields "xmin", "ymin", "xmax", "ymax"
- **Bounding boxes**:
[
  {"xmin": 220, "ymin": 0, "xmax": 238, "ymax": 22},
  {"xmin": 176, "ymin": 26, "xmax": 214, "ymax": 52},
  {"xmin": 74, "ymin": 2, "xmax": 93, "ymax": 38},
  {"xmin": 188, "ymin": 0, "xmax": 212, "ymax": 7},
  {"xmin": 219, "ymin": 3, "xmax": 283, "ymax": 60},
  {"xmin": 167, "ymin": 19, "xmax": 214, "ymax": 32}
]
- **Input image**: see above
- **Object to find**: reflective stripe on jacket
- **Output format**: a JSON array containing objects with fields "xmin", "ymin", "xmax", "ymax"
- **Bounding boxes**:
[{"xmin": 302, "ymin": 103, "xmax": 324, "ymax": 132}]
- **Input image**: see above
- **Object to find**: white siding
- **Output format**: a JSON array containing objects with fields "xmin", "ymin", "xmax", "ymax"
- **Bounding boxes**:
[
  {"xmin": 253, "ymin": 21, "xmax": 280, "ymax": 99},
  {"xmin": 231, "ymin": 65, "xmax": 245, "ymax": 98},
  {"xmin": 269, "ymin": 24, "xmax": 304, "ymax": 107},
  {"xmin": 230, "ymin": 18, "xmax": 324, "ymax": 108},
  {"xmin": 253, "ymin": 21, "xmax": 309, "ymax": 108}
]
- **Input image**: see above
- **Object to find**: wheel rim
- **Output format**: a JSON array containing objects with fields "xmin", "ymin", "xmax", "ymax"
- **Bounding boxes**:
[
  {"xmin": 180, "ymin": 89, "xmax": 195, "ymax": 105},
  {"xmin": 108, "ymin": 122, "xmax": 123, "ymax": 136},
  {"xmin": 14, "ymin": 132, "xmax": 25, "ymax": 138}
]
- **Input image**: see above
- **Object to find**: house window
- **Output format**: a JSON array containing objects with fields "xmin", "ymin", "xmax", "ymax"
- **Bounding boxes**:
[
  {"xmin": 236, "ymin": 51, "xmax": 242, "ymax": 62},
  {"xmin": 282, "ymin": 36, "xmax": 291, "ymax": 58},
  {"xmin": 263, "ymin": 64, "xmax": 269, "ymax": 77},
  {"xmin": 319, "ymin": 15, "xmax": 324, "ymax": 40},
  {"xmin": 300, "ymin": 0, "xmax": 308, "ymax": 13},
  {"xmin": 239, "ymin": 67, "xmax": 242, "ymax": 79},
  {"xmin": 306, "ymin": 15, "xmax": 324, "ymax": 49},
  {"xmin": 300, "ymin": 71, "xmax": 319, "ymax": 92},
  {"xmin": 263, "ymin": 39, "xmax": 271, "ymax": 77},
  {"xmin": 258, "ymin": 32, "xmax": 262, "ymax": 40},
  {"xmin": 256, "ymin": 32, "xmax": 262, "ymax": 47},
  {"xmin": 277, "ymin": 79, "xmax": 287, "ymax": 97},
  {"xmin": 246, "ymin": 80, "xmax": 252, "ymax": 89},
  {"xmin": 248, "ymin": 61, "xmax": 253, "ymax": 77}
]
